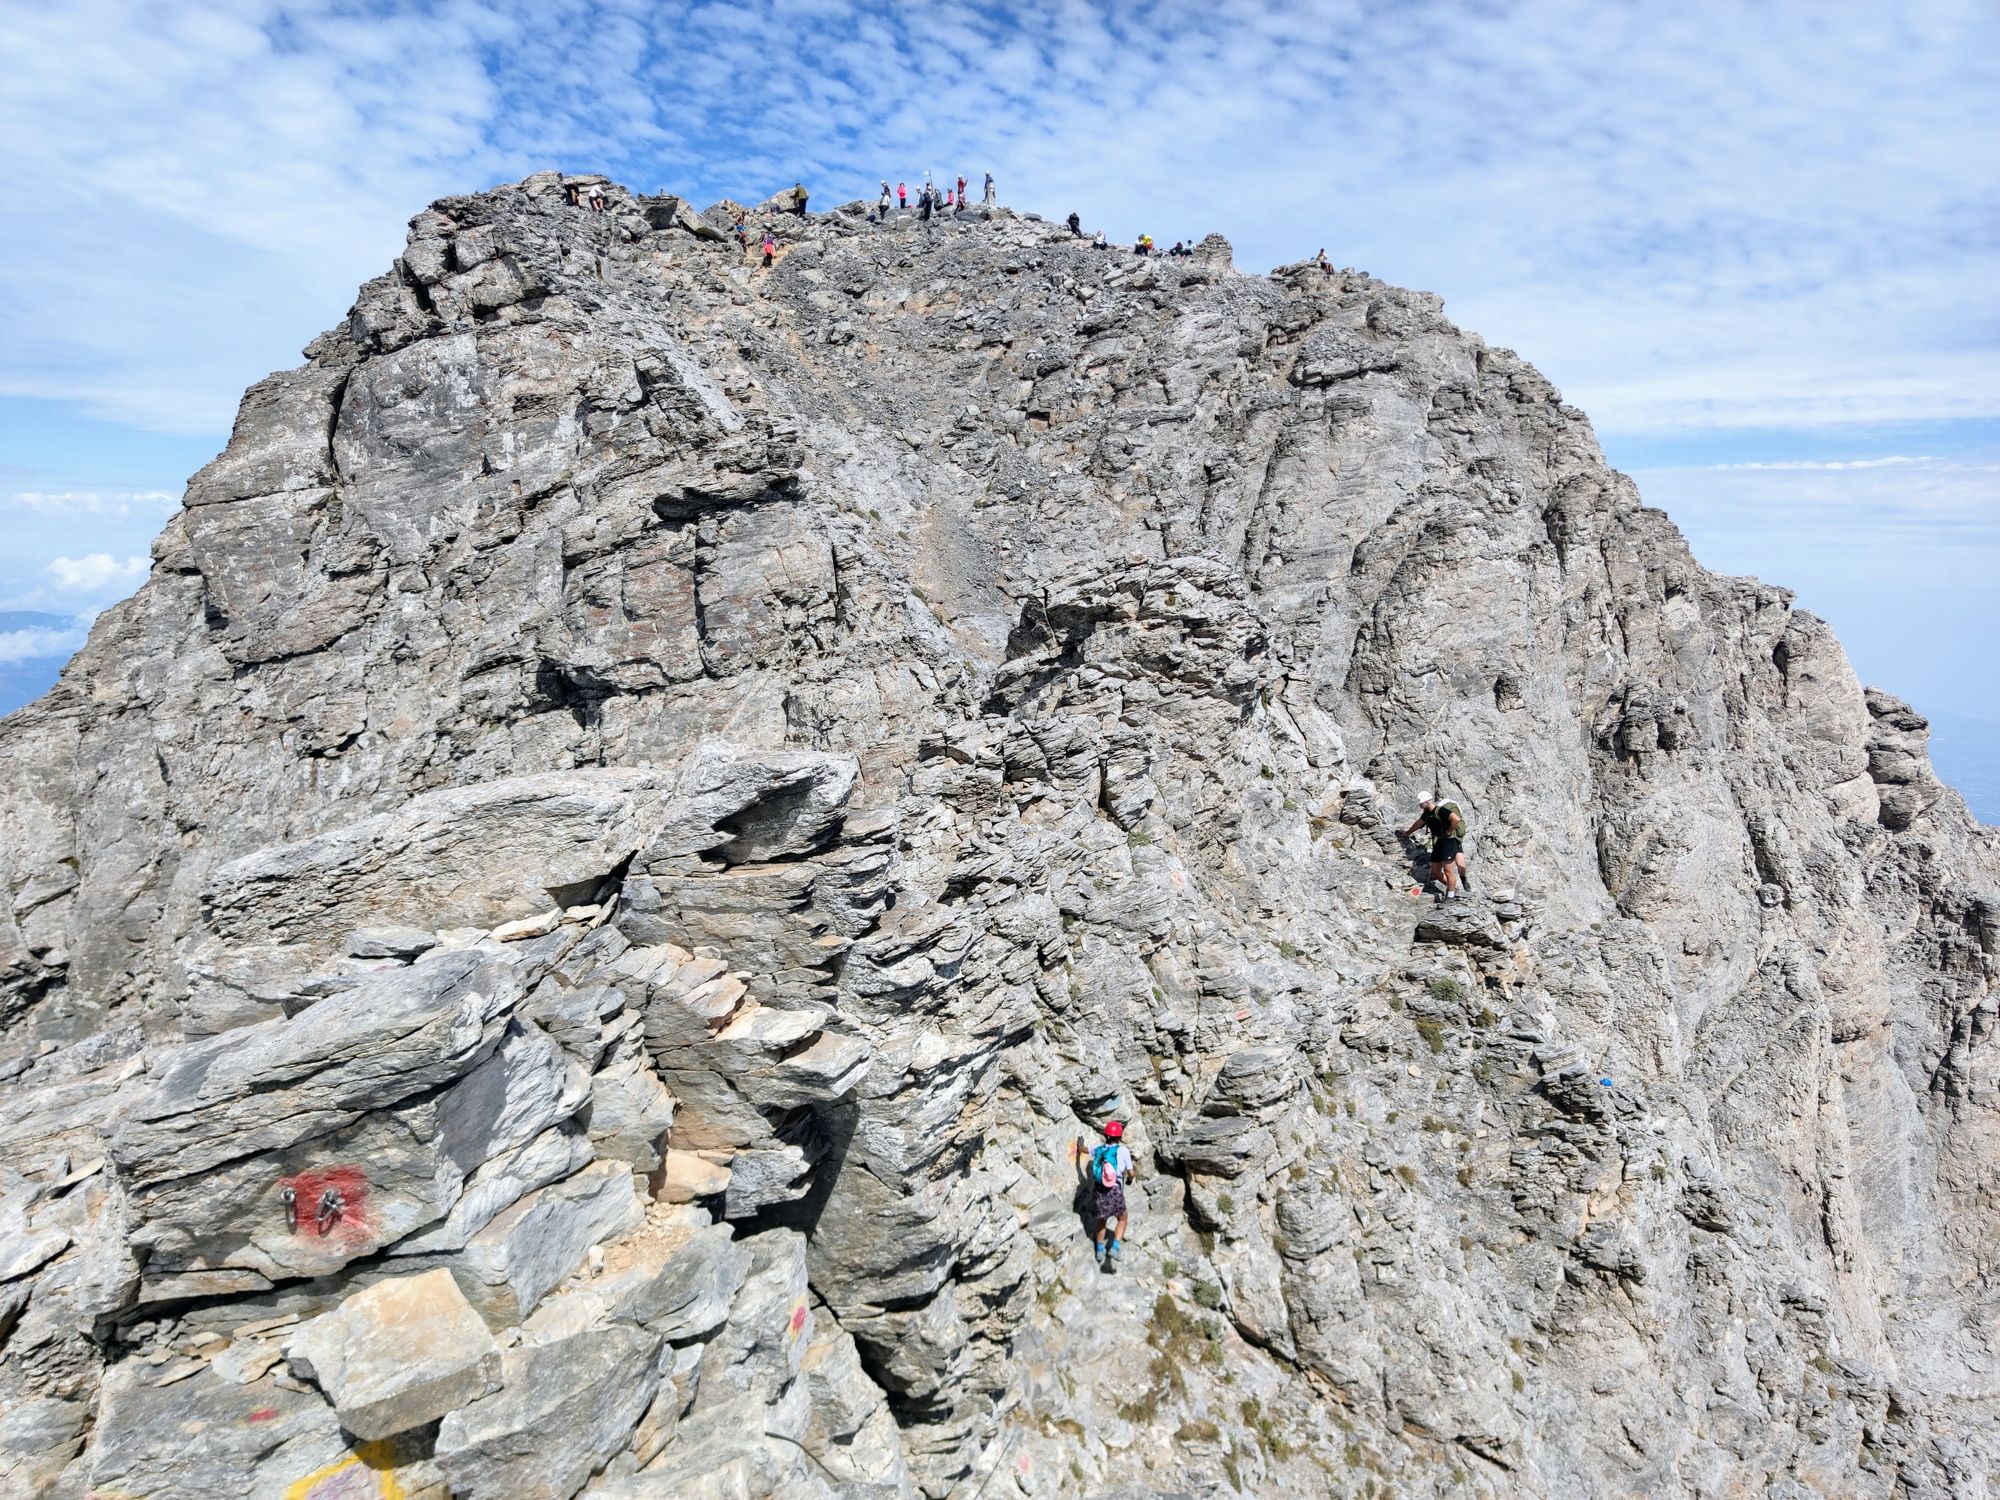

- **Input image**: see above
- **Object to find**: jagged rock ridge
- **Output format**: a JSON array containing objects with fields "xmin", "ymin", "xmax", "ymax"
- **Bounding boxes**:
[{"xmin": 0, "ymin": 170, "xmax": 1993, "ymax": 1498}]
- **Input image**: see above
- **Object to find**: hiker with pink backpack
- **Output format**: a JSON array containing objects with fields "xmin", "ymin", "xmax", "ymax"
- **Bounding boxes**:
[{"xmin": 1080, "ymin": 1120, "xmax": 1135, "ymax": 1269}]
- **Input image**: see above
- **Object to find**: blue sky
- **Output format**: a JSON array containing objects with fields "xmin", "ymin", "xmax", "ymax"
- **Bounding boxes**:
[{"xmin": 2, "ymin": 0, "xmax": 1996, "ymax": 811}]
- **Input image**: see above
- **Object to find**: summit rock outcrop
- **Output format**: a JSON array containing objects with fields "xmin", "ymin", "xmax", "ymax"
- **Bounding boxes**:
[{"xmin": 0, "ymin": 172, "xmax": 1992, "ymax": 1498}]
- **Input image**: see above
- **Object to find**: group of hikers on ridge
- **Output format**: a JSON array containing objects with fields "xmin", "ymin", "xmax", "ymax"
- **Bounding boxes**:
[
  {"xmin": 556, "ymin": 175, "xmax": 1329, "ymax": 280},
  {"xmin": 873, "ymin": 172, "xmax": 998, "ymax": 222},
  {"xmin": 1061, "ymin": 211, "xmax": 1199, "ymax": 259}
]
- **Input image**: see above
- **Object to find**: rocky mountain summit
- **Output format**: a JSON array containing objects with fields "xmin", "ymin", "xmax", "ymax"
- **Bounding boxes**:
[{"xmin": 0, "ymin": 171, "xmax": 1993, "ymax": 1498}]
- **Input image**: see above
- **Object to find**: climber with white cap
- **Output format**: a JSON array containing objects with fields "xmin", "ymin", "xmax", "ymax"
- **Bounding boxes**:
[{"xmin": 1398, "ymin": 796, "xmax": 1468, "ymax": 900}]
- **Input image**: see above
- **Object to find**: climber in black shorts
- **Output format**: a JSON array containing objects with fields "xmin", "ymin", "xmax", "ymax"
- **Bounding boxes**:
[{"xmin": 1397, "ymin": 796, "xmax": 1468, "ymax": 900}]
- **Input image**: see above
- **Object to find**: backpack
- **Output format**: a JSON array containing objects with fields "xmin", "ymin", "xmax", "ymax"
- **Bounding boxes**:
[{"xmin": 1089, "ymin": 1144, "xmax": 1121, "ymax": 1189}]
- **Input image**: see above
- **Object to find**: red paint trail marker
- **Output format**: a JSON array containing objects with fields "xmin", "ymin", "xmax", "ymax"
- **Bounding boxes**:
[{"xmin": 277, "ymin": 1166, "xmax": 372, "ymax": 1243}]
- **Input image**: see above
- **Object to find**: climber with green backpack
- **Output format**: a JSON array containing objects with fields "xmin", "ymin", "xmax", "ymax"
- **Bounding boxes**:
[
  {"xmin": 1398, "ymin": 796, "xmax": 1469, "ymax": 900},
  {"xmin": 1079, "ymin": 1120, "xmax": 1135, "ymax": 1269}
]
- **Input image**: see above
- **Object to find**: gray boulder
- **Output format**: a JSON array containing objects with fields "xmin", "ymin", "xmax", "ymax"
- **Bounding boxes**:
[
  {"xmin": 285, "ymin": 1267, "xmax": 502, "ymax": 1440},
  {"xmin": 436, "ymin": 1323, "xmax": 663, "ymax": 1499}
]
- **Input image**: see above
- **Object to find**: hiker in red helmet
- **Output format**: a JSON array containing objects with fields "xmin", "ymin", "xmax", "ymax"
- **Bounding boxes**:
[{"xmin": 1081, "ymin": 1120, "xmax": 1135, "ymax": 1268}]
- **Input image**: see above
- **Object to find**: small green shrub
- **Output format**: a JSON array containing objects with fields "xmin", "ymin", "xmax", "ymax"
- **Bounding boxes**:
[
  {"xmin": 1191, "ymin": 1279, "xmax": 1222, "ymax": 1309},
  {"xmin": 1428, "ymin": 976, "xmax": 1466, "ymax": 1004}
]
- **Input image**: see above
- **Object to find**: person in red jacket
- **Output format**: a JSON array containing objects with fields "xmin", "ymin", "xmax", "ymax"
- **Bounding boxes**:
[{"xmin": 897, "ymin": 181, "xmax": 907, "ymax": 209}]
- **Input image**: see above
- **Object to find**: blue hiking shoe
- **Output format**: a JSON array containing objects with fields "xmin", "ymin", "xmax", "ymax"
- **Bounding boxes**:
[
  {"xmin": 1094, "ymin": 1241, "xmax": 1106, "ymax": 1265},
  {"xmin": 1108, "ymin": 1238, "xmax": 1122, "ymax": 1260}
]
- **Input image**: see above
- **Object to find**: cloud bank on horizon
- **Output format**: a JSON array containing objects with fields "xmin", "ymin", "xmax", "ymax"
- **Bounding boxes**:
[{"xmin": 1, "ymin": 0, "xmax": 1996, "ymax": 733}]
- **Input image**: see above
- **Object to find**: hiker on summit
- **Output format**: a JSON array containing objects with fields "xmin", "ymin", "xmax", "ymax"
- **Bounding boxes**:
[
  {"xmin": 983, "ymin": 171, "xmax": 996, "ymax": 204},
  {"xmin": 957, "ymin": 174, "xmax": 968, "ymax": 206},
  {"xmin": 876, "ymin": 187, "xmax": 891, "ymax": 221},
  {"xmin": 791, "ymin": 183, "xmax": 809, "ymax": 217},
  {"xmin": 1092, "ymin": 229, "xmax": 1109, "ymax": 250},
  {"xmin": 1316, "ymin": 247, "xmax": 1333, "ymax": 275},
  {"xmin": 1081, "ymin": 1121, "xmax": 1135, "ymax": 1266},
  {"xmin": 1067, "ymin": 211, "xmax": 1082, "ymax": 236},
  {"xmin": 898, "ymin": 182, "xmax": 908, "ymax": 209},
  {"xmin": 587, "ymin": 184, "xmax": 608, "ymax": 212},
  {"xmin": 1398, "ymin": 796, "xmax": 1468, "ymax": 899}
]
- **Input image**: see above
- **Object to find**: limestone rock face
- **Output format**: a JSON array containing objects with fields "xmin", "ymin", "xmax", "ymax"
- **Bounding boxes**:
[
  {"xmin": 285, "ymin": 1268, "xmax": 503, "ymax": 1439},
  {"xmin": 0, "ymin": 170, "xmax": 1993, "ymax": 1499}
]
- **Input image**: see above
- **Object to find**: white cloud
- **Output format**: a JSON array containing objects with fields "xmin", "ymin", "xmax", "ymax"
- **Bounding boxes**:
[
  {"xmin": 1630, "ymin": 455, "xmax": 2000, "ymax": 548},
  {"xmin": 6, "ymin": 489, "xmax": 178, "ymax": 515},
  {"xmin": 2, "ymin": 0, "xmax": 1995, "ymax": 437},
  {"xmin": 1693, "ymin": 457, "xmax": 1938, "ymax": 472},
  {"xmin": 45, "ymin": 553, "xmax": 149, "ymax": 593},
  {"xmin": 0, "ymin": 623, "xmax": 86, "ymax": 665}
]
